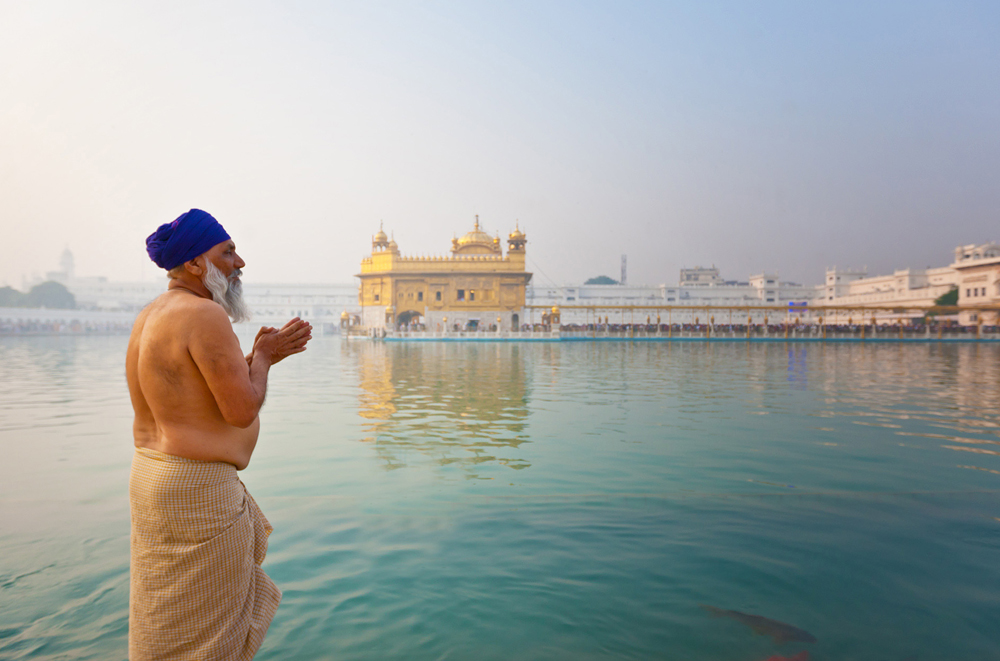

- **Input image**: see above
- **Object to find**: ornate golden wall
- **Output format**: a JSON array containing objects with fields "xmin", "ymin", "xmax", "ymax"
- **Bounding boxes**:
[{"xmin": 357, "ymin": 217, "xmax": 532, "ymax": 329}]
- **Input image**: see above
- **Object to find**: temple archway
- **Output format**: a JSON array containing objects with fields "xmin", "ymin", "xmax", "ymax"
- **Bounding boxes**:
[{"xmin": 396, "ymin": 310, "xmax": 423, "ymax": 327}]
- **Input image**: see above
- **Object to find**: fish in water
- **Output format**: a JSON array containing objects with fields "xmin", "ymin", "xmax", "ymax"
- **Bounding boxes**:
[
  {"xmin": 763, "ymin": 652, "xmax": 809, "ymax": 661},
  {"xmin": 700, "ymin": 605, "xmax": 817, "ymax": 644}
]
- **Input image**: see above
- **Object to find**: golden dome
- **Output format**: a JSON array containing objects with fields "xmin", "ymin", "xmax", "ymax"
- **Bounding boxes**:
[
  {"xmin": 507, "ymin": 221, "xmax": 527, "ymax": 252},
  {"xmin": 452, "ymin": 215, "xmax": 501, "ymax": 255},
  {"xmin": 456, "ymin": 215, "xmax": 493, "ymax": 247},
  {"xmin": 340, "ymin": 310, "xmax": 350, "ymax": 320},
  {"xmin": 373, "ymin": 221, "xmax": 388, "ymax": 248}
]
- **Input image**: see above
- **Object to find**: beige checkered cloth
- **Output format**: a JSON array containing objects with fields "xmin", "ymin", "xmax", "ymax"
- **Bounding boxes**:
[{"xmin": 129, "ymin": 447, "xmax": 282, "ymax": 660}]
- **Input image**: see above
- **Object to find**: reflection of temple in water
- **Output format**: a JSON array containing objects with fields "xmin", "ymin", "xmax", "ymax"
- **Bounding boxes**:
[{"xmin": 345, "ymin": 341, "xmax": 532, "ymax": 473}]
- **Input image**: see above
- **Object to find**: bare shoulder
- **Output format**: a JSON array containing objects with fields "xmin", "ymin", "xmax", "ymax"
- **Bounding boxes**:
[
  {"xmin": 176, "ymin": 297, "xmax": 242, "ymax": 356},
  {"xmin": 182, "ymin": 297, "xmax": 235, "ymax": 338},
  {"xmin": 145, "ymin": 292, "xmax": 228, "ymax": 332}
]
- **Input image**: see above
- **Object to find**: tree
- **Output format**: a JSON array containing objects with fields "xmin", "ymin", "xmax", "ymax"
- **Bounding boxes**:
[
  {"xmin": 25, "ymin": 281, "xmax": 76, "ymax": 309},
  {"xmin": 0, "ymin": 286, "xmax": 26, "ymax": 307},
  {"xmin": 585, "ymin": 275, "xmax": 618, "ymax": 285},
  {"xmin": 934, "ymin": 287, "xmax": 958, "ymax": 306}
]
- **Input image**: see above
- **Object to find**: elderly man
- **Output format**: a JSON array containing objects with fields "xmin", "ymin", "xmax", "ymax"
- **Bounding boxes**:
[{"xmin": 126, "ymin": 209, "xmax": 311, "ymax": 660}]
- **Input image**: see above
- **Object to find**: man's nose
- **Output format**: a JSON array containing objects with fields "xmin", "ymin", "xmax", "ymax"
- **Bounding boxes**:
[{"xmin": 235, "ymin": 253, "xmax": 246, "ymax": 269}]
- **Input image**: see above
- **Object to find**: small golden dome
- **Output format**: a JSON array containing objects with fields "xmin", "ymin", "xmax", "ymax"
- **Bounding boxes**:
[
  {"xmin": 340, "ymin": 310, "xmax": 350, "ymax": 320},
  {"xmin": 373, "ymin": 221, "xmax": 388, "ymax": 248},
  {"xmin": 551, "ymin": 306, "xmax": 560, "ymax": 314},
  {"xmin": 507, "ymin": 221, "xmax": 527, "ymax": 252}
]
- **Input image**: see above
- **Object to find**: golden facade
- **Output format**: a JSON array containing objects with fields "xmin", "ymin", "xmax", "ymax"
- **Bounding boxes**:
[{"xmin": 357, "ymin": 216, "xmax": 532, "ymax": 330}]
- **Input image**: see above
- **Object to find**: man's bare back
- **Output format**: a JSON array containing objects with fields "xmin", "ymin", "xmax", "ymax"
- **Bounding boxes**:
[
  {"xmin": 126, "ymin": 236, "xmax": 311, "ymax": 470},
  {"xmin": 127, "ymin": 290, "xmax": 261, "ymax": 468}
]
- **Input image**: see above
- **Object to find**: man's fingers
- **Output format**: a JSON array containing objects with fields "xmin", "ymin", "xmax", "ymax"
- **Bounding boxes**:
[
  {"xmin": 278, "ymin": 321, "xmax": 309, "ymax": 332},
  {"xmin": 280, "ymin": 325, "xmax": 312, "ymax": 341}
]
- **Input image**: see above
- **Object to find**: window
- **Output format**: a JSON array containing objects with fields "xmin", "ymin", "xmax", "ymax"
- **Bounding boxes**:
[
  {"xmin": 966, "ymin": 289, "xmax": 971, "ymax": 297},
  {"xmin": 470, "ymin": 290, "xmax": 476, "ymax": 301},
  {"xmin": 435, "ymin": 291, "xmax": 441, "ymax": 302},
  {"xmin": 457, "ymin": 289, "xmax": 465, "ymax": 301},
  {"xmin": 418, "ymin": 292, "xmax": 423, "ymax": 302}
]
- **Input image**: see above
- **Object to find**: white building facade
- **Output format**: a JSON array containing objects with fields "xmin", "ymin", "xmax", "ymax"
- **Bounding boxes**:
[
  {"xmin": 526, "ymin": 267, "xmax": 817, "ymax": 326},
  {"xmin": 819, "ymin": 242, "xmax": 999, "ymax": 324},
  {"xmin": 952, "ymin": 242, "xmax": 1000, "ymax": 325}
]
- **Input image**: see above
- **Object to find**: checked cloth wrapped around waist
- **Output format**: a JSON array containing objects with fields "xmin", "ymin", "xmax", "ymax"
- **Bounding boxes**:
[{"xmin": 129, "ymin": 447, "xmax": 281, "ymax": 660}]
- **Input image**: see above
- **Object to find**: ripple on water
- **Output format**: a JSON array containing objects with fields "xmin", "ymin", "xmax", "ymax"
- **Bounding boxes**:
[{"xmin": 3, "ymin": 338, "xmax": 1000, "ymax": 659}]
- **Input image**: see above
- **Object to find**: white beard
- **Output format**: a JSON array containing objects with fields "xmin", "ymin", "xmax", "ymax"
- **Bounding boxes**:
[{"xmin": 203, "ymin": 260, "xmax": 251, "ymax": 323}]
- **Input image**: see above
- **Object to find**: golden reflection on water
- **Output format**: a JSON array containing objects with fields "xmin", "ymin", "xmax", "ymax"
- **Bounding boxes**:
[
  {"xmin": 342, "ymin": 341, "xmax": 1000, "ymax": 488},
  {"xmin": 344, "ymin": 341, "xmax": 531, "ymax": 475}
]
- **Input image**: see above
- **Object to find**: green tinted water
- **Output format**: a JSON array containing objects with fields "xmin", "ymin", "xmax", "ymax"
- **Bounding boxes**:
[{"xmin": 1, "ymin": 337, "xmax": 998, "ymax": 659}]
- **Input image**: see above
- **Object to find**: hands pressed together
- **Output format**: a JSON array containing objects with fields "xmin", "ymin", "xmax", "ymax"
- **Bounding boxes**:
[{"xmin": 252, "ymin": 317, "xmax": 313, "ymax": 365}]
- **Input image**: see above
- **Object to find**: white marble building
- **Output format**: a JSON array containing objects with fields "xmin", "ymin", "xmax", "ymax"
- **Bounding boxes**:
[
  {"xmin": 952, "ymin": 242, "xmax": 1000, "ymax": 324},
  {"xmin": 819, "ymin": 242, "xmax": 999, "ymax": 323},
  {"xmin": 525, "ymin": 267, "xmax": 817, "ymax": 326}
]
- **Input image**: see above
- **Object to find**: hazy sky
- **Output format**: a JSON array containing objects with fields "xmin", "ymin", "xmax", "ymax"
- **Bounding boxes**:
[{"xmin": 2, "ymin": 1, "xmax": 998, "ymax": 289}]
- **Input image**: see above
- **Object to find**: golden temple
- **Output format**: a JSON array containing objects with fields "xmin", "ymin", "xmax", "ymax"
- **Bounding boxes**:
[{"xmin": 357, "ymin": 216, "xmax": 532, "ymax": 331}]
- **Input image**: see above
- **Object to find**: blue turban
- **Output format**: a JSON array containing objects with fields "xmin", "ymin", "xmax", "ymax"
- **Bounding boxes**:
[{"xmin": 146, "ymin": 209, "xmax": 231, "ymax": 270}]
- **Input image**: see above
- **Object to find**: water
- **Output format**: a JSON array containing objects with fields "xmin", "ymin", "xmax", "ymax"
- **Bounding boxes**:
[{"xmin": 1, "ymin": 336, "xmax": 999, "ymax": 660}]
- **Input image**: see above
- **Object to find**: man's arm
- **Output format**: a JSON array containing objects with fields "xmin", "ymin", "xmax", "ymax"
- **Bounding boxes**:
[{"xmin": 189, "ymin": 304, "xmax": 279, "ymax": 428}]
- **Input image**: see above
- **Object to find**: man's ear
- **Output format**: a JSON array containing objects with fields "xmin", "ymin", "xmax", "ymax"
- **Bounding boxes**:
[{"xmin": 184, "ymin": 256, "xmax": 205, "ymax": 276}]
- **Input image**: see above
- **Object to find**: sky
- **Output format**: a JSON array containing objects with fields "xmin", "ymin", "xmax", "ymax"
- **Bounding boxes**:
[{"xmin": 2, "ymin": 1, "xmax": 998, "ymax": 290}]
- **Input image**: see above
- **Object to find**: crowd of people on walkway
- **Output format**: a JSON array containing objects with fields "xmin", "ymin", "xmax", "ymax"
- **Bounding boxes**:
[{"xmin": 554, "ymin": 321, "xmax": 999, "ymax": 336}]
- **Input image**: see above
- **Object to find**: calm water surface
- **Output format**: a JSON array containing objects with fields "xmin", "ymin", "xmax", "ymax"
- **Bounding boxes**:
[{"xmin": 1, "ymin": 337, "xmax": 999, "ymax": 660}]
